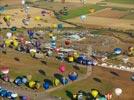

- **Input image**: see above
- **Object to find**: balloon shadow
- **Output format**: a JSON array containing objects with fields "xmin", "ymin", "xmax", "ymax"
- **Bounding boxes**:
[
  {"xmin": 93, "ymin": 77, "xmax": 102, "ymax": 83},
  {"xmin": 110, "ymin": 71, "xmax": 119, "ymax": 77},
  {"xmin": 38, "ymin": 69, "xmax": 46, "ymax": 76},
  {"xmin": 65, "ymin": 90, "xmax": 73, "ymax": 100},
  {"xmin": 54, "ymin": 73, "xmax": 63, "ymax": 80}
]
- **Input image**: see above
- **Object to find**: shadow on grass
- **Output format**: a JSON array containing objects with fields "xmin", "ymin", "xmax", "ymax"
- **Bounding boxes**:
[
  {"xmin": 93, "ymin": 77, "xmax": 102, "ymax": 83},
  {"xmin": 110, "ymin": 71, "xmax": 119, "ymax": 77},
  {"xmin": 65, "ymin": 90, "xmax": 73, "ymax": 100}
]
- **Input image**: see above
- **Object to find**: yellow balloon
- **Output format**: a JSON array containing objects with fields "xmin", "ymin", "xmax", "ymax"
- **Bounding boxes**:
[
  {"xmin": 49, "ymin": 33, "xmax": 53, "ymax": 37},
  {"xmin": 68, "ymin": 56, "xmax": 74, "ymax": 62},
  {"xmin": 13, "ymin": 40, "xmax": 19, "ymax": 48},
  {"xmin": 91, "ymin": 90, "xmax": 98, "ymax": 98},
  {"xmin": 29, "ymin": 81, "xmax": 36, "ymax": 88},
  {"xmin": 89, "ymin": 9, "xmax": 95, "ymax": 13},
  {"xmin": 35, "ymin": 16, "xmax": 41, "ymax": 20},
  {"xmin": 5, "ymin": 39, "xmax": 11, "ymax": 47},
  {"xmin": 5, "ymin": 15, "xmax": 11, "ymax": 21},
  {"xmin": 35, "ymin": 83, "xmax": 41, "ymax": 89},
  {"xmin": 51, "ymin": 24, "xmax": 57, "ymax": 28},
  {"xmin": 53, "ymin": 78, "xmax": 60, "ymax": 86},
  {"xmin": 74, "ymin": 52, "xmax": 79, "ymax": 59}
]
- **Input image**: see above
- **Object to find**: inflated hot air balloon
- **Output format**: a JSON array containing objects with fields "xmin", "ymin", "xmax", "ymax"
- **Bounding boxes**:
[
  {"xmin": 35, "ymin": 82, "xmax": 41, "ymax": 89},
  {"xmin": 29, "ymin": 81, "xmax": 36, "ymax": 88},
  {"xmin": 53, "ymin": 78, "xmax": 60, "ymax": 86},
  {"xmin": 51, "ymin": 24, "xmax": 57, "ymax": 29},
  {"xmin": 65, "ymin": 39, "xmax": 71, "ymax": 45},
  {"xmin": 89, "ymin": 9, "xmax": 95, "ymax": 13},
  {"xmin": 11, "ymin": 93, "xmax": 18, "ymax": 99},
  {"xmin": 22, "ymin": 77, "xmax": 28, "ymax": 84},
  {"xmin": 13, "ymin": 40, "xmax": 19, "ymax": 48},
  {"xmin": 96, "ymin": 97, "xmax": 107, "ymax": 100},
  {"xmin": 80, "ymin": 15, "xmax": 86, "ymax": 20},
  {"xmin": 10, "ymin": 26, "xmax": 17, "ymax": 32},
  {"xmin": 0, "ymin": 6, "xmax": 5, "ymax": 13},
  {"xmin": 43, "ymin": 81, "xmax": 50, "ymax": 90},
  {"xmin": 91, "ymin": 89, "xmax": 99, "ymax": 98},
  {"xmin": 114, "ymin": 48, "xmax": 122, "ymax": 55},
  {"xmin": 115, "ymin": 88, "xmax": 122, "ymax": 96},
  {"xmin": 59, "ymin": 64, "xmax": 65, "ymax": 73},
  {"xmin": 0, "ymin": 67, "xmax": 9, "ymax": 74},
  {"xmin": 15, "ymin": 77, "xmax": 23, "ymax": 86},
  {"xmin": 68, "ymin": 72, "xmax": 78, "ymax": 81},
  {"xmin": 6, "ymin": 32, "xmax": 12, "ymax": 39},
  {"xmin": 61, "ymin": 77, "xmax": 68, "ymax": 85},
  {"xmin": 35, "ymin": 16, "xmax": 41, "ymax": 21},
  {"xmin": 57, "ymin": 23, "xmax": 63, "ymax": 30},
  {"xmin": 68, "ymin": 56, "xmax": 74, "ymax": 62},
  {"xmin": 5, "ymin": 15, "xmax": 11, "ymax": 21}
]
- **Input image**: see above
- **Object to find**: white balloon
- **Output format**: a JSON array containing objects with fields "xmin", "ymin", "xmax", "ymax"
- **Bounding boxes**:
[
  {"xmin": 22, "ymin": 0, "xmax": 25, "ymax": 5},
  {"xmin": 115, "ymin": 88, "xmax": 122, "ymax": 96},
  {"xmin": 80, "ymin": 15, "xmax": 86, "ymax": 20},
  {"xmin": 6, "ymin": 32, "xmax": 12, "ymax": 38}
]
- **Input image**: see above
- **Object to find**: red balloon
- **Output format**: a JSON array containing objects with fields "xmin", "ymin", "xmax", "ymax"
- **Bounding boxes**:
[
  {"xmin": 65, "ymin": 40, "xmax": 71, "ymax": 45},
  {"xmin": 59, "ymin": 64, "xmax": 65, "ymax": 73}
]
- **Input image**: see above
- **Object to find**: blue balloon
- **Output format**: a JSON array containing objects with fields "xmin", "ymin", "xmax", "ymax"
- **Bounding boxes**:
[
  {"xmin": 22, "ymin": 77, "xmax": 27, "ymax": 84},
  {"xmin": 43, "ymin": 82, "xmax": 50, "ymax": 90},
  {"xmin": 61, "ymin": 77, "xmax": 68, "ymax": 85},
  {"xmin": 6, "ymin": 91, "xmax": 12, "ymax": 98},
  {"xmin": 114, "ymin": 48, "xmax": 122, "ymax": 54},
  {"xmin": 0, "ymin": 6, "xmax": 5, "ymax": 13},
  {"xmin": 68, "ymin": 72, "xmax": 78, "ymax": 81},
  {"xmin": 0, "ymin": 90, "xmax": 7, "ymax": 97},
  {"xmin": 57, "ymin": 24, "xmax": 63, "ymax": 29},
  {"xmin": 15, "ymin": 78, "xmax": 23, "ymax": 85}
]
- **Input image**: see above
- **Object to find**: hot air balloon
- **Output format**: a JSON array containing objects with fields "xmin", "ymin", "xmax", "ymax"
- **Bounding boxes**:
[
  {"xmin": 6, "ymin": 32, "xmax": 12, "ymax": 39},
  {"xmin": 68, "ymin": 72, "xmax": 78, "ymax": 81},
  {"xmin": 115, "ymin": 88, "xmax": 122, "ymax": 96},
  {"xmin": 0, "ymin": 67, "xmax": 9, "ymax": 74},
  {"xmin": 91, "ymin": 89, "xmax": 99, "ymax": 98},
  {"xmin": 0, "ymin": 6, "xmax": 5, "ymax": 13},
  {"xmin": 61, "ymin": 77, "xmax": 68, "ymax": 85},
  {"xmin": 43, "ymin": 81, "xmax": 50, "ymax": 90},
  {"xmin": 53, "ymin": 78, "xmax": 60, "ymax": 86},
  {"xmin": 59, "ymin": 64, "xmax": 65, "ymax": 73},
  {"xmin": 29, "ymin": 81, "xmax": 36, "ymax": 88},
  {"xmin": 80, "ymin": 15, "xmax": 86, "ymax": 20},
  {"xmin": 114, "ymin": 48, "xmax": 122, "ymax": 55},
  {"xmin": 10, "ymin": 26, "xmax": 17, "ymax": 32},
  {"xmin": 96, "ymin": 97, "xmax": 107, "ymax": 100},
  {"xmin": 35, "ymin": 16, "xmax": 41, "ymax": 21},
  {"xmin": 65, "ymin": 39, "xmax": 71, "ymax": 45},
  {"xmin": 14, "ymin": 77, "xmax": 23, "ymax": 86},
  {"xmin": 11, "ymin": 93, "xmax": 18, "ymax": 99}
]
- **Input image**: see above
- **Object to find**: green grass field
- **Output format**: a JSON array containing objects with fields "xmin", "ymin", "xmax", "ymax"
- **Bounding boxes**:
[
  {"xmin": 50, "ymin": 73, "xmax": 113, "ymax": 99},
  {"xmin": 60, "ymin": 5, "xmax": 105, "ymax": 20},
  {"xmin": 105, "ymin": 0, "xmax": 134, "ymax": 4}
]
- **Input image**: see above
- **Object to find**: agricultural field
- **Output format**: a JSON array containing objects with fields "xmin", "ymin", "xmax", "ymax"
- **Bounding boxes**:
[
  {"xmin": 105, "ymin": 0, "xmax": 134, "ymax": 4},
  {"xmin": 60, "ymin": 4, "xmax": 105, "ymax": 20},
  {"xmin": 122, "ymin": 13, "xmax": 134, "ymax": 20},
  {"xmin": 91, "ymin": 8, "xmax": 129, "ymax": 19}
]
